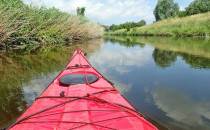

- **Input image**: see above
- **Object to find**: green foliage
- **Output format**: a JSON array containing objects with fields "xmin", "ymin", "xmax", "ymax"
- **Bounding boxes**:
[
  {"xmin": 108, "ymin": 20, "xmax": 146, "ymax": 31},
  {"xmin": 186, "ymin": 0, "xmax": 210, "ymax": 15},
  {"xmin": 0, "ymin": 0, "xmax": 23, "ymax": 7},
  {"xmin": 0, "ymin": 1, "xmax": 103, "ymax": 51},
  {"xmin": 77, "ymin": 7, "xmax": 86, "ymax": 16},
  {"xmin": 178, "ymin": 10, "xmax": 187, "ymax": 17},
  {"xmin": 154, "ymin": 0, "xmax": 179, "ymax": 21}
]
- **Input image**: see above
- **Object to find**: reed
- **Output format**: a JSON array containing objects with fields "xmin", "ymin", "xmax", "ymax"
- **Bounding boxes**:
[{"xmin": 0, "ymin": 0, "xmax": 103, "ymax": 51}]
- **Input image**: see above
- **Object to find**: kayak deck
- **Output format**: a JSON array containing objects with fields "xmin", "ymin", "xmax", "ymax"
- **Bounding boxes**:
[{"xmin": 9, "ymin": 49, "xmax": 158, "ymax": 130}]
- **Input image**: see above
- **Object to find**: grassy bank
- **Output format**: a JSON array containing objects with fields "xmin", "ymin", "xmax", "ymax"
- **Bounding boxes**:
[
  {"xmin": 106, "ymin": 36, "xmax": 210, "ymax": 59},
  {"xmin": 0, "ymin": 0, "xmax": 103, "ymax": 51},
  {"xmin": 106, "ymin": 12, "xmax": 210, "ymax": 37},
  {"xmin": 106, "ymin": 36, "xmax": 210, "ymax": 69}
]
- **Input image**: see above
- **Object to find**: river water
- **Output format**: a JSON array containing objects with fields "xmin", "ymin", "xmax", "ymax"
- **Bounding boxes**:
[{"xmin": 1, "ymin": 37, "xmax": 210, "ymax": 130}]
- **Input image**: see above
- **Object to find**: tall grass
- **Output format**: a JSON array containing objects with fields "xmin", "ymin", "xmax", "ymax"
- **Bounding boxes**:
[
  {"xmin": 0, "ymin": 0, "xmax": 103, "ymax": 50},
  {"xmin": 106, "ymin": 12, "xmax": 210, "ymax": 37}
]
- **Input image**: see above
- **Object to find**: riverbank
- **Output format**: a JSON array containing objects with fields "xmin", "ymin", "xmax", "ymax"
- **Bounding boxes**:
[
  {"xmin": 105, "ymin": 36, "xmax": 210, "ymax": 69},
  {"xmin": 106, "ymin": 36, "xmax": 210, "ymax": 59},
  {"xmin": 106, "ymin": 12, "xmax": 210, "ymax": 37},
  {"xmin": 0, "ymin": 0, "xmax": 103, "ymax": 51}
]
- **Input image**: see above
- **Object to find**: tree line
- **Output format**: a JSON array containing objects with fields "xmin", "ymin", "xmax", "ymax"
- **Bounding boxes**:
[
  {"xmin": 106, "ymin": 20, "xmax": 146, "ymax": 31},
  {"xmin": 154, "ymin": 0, "xmax": 210, "ymax": 21}
]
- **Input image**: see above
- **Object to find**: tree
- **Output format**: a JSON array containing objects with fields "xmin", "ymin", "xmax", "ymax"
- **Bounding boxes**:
[
  {"xmin": 77, "ymin": 7, "xmax": 85, "ymax": 16},
  {"xmin": 154, "ymin": 0, "xmax": 179, "ymax": 21},
  {"xmin": 186, "ymin": 0, "xmax": 210, "ymax": 15}
]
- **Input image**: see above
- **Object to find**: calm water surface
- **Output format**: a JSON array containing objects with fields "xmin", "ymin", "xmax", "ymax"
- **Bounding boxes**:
[{"xmin": 1, "ymin": 37, "xmax": 210, "ymax": 130}]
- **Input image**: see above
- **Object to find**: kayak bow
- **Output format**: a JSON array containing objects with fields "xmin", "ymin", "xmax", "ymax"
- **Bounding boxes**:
[{"xmin": 9, "ymin": 49, "xmax": 158, "ymax": 130}]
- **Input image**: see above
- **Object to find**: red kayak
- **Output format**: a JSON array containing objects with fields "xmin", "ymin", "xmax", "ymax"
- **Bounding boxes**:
[{"xmin": 9, "ymin": 49, "xmax": 158, "ymax": 130}]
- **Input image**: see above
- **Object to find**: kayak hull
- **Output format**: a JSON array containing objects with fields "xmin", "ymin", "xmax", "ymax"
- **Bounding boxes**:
[{"xmin": 9, "ymin": 49, "xmax": 158, "ymax": 130}]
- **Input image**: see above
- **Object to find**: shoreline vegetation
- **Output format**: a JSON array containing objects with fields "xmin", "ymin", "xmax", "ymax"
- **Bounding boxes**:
[
  {"xmin": 105, "ymin": 0, "xmax": 210, "ymax": 38},
  {"xmin": 0, "ymin": 0, "xmax": 103, "ymax": 51},
  {"xmin": 106, "ymin": 36, "xmax": 210, "ymax": 59},
  {"xmin": 105, "ymin": 12, "xmax": 210, "ymax": 37}
]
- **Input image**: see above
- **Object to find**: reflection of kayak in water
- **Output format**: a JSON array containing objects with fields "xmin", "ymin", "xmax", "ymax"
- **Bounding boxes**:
[{"xmin": 9, "ymin": 49, "xmax": 158, "ymax": 130}]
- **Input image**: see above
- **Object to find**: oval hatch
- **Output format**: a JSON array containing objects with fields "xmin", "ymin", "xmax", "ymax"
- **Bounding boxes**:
[{"xmin": 59, "ymin": 74, "xmax": 98, "ymax": 86}]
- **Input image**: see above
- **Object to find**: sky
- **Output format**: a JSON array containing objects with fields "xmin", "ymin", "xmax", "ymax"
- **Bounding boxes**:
[{"xmin": 22, "ymin": 0, "xmax": 194, "ymax": 25}]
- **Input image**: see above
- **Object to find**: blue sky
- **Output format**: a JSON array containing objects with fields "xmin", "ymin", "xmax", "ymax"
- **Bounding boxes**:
[{"xmin": 23, "ymin": 0, "xmax": 194, "ymax": 25}]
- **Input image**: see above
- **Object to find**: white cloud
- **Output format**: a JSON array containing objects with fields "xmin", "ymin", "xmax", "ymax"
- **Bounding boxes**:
[{"xmin": 22, "ymin": 0, "xmax": 155, "ymax": 25}]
